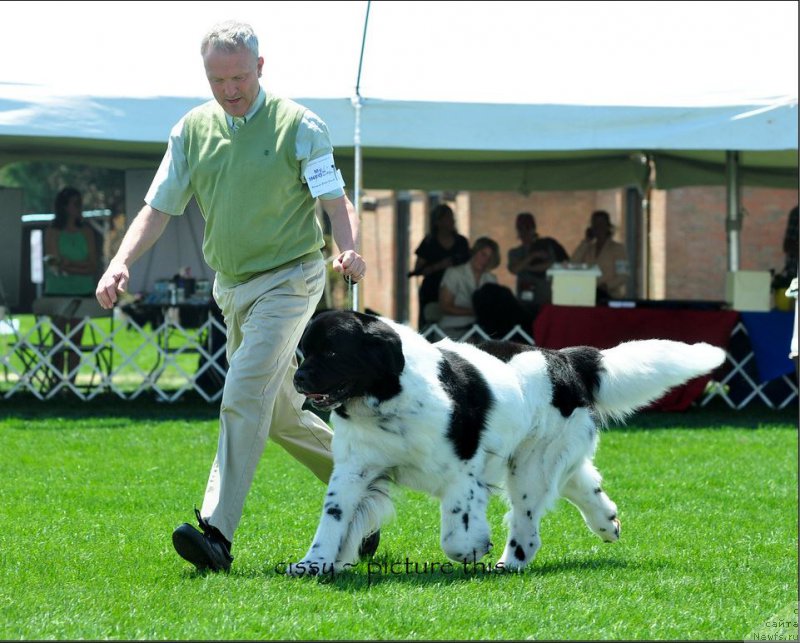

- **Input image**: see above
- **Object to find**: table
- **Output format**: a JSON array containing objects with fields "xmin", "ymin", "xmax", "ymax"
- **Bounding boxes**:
[
  {"xmin": 707, "ymin": 311, "xmax": 797, "ymax": 409},
  {"xmin": 738, "ymin": 311, "xmax": 796, "ymax": 383},
  {"xmin": 533, "ymin": 304, "xmax": 740, "ymax": 411},
  {"xmin": 121, "ymin": 298, "xmax": 213, "ymax": 330}
]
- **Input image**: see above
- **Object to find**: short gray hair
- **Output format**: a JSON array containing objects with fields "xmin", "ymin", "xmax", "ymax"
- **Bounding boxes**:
[{"xmin": 201, "ymin": 21, "xmax": 259, "ymax": 58}]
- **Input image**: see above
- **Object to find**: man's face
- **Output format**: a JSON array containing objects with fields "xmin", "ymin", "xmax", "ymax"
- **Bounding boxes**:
[
  {"xmin": 517, "ymin": 220, "xmax": 536, "ymax": 242},
  {"xmin": 203, "ymin": 47, "xmax": 264, "ymax": 117}
]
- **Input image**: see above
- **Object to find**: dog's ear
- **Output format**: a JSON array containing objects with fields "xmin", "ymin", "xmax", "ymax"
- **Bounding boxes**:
[{"xmin": 361, "ymin": 316, "xmax": 405, "ymax": 376}]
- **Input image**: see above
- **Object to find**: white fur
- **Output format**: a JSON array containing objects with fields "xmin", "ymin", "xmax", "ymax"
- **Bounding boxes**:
[
  {"xmin": 289, "ymin": 318, "xmax": 725, "ymax": 575},
  {"xmin": 593, "ymin": 339, "xmax": 725, "ymax": 423}
]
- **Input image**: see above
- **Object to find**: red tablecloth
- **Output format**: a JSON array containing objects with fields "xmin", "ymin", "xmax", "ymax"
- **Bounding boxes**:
[{"xmin": 533, "ymin": 305, "xmax": 740, "ymax": 411}]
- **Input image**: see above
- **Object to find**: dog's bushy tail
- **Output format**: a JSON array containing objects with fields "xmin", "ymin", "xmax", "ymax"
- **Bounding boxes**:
[{"xmin": 593, "ymin": 339, "xmax": 726, "ymax": 424}]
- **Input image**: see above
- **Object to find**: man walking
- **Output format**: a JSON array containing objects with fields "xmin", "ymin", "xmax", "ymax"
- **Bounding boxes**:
[{"xmin": 96, "ymin": 20, "xmax": 374, "ymax": 572}]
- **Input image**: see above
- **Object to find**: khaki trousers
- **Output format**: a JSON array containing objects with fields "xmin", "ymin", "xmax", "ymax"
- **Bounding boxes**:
[{"xmin": 201, "ymin": 260, "xmax": 333, "ymax": 541}]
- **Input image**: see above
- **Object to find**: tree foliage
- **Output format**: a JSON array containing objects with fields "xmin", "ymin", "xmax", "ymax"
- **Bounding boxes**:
[{"xmin": 0, "ymin": 161, "xmax": 124, "ymax": 214}]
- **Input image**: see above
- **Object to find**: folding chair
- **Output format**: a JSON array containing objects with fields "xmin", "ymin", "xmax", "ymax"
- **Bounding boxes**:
[{"xmin": 29, "ymin": 297, "xmax": 114, "ymax": 398}]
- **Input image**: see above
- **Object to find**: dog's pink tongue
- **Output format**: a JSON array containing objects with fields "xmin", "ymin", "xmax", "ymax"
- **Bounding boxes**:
[{"xmin": 306, "ymin": 393, "xmax": 328, "ymax": 401}]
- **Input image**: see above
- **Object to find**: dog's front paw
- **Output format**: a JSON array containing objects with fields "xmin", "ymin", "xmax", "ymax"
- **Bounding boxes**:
[
  {"xmin": 497, "ymin": 548, "xmax": 532, "ymax": 573},
  {"xmin": 601, "ymin": 514, "xmax": 621, "ymax": 543},
  {"xmin": 442, "ymin": 538, "xmax": 493, "ymax": 565},
  {"xmin": 497, "ymin": 534, "xmax": 540, "ymax": 572},
  {"xmin": 497, "ymin": 557, "xmax": 527, "ymax": 573},
  {"xmin": 285, "ymin": 558, "xmax": 334, "ymax": 577}
]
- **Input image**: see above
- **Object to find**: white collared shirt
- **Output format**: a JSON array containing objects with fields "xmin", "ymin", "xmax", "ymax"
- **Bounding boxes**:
[
  {"xmin": 223, "ymin": 87, "xmax": 264, "ymax": 132},
  {"xmin": 146, "ymin": 86, "xmax": 344, "ymax": 214}
]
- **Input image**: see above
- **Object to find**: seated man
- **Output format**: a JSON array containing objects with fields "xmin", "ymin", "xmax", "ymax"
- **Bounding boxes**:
[
  {"xmin": 571, "ymin": 210, "xmax": 629, "ymax": 302},
  {"xmin": 507, "ymin": 212, "xmax": 569, "ymax": 309}
]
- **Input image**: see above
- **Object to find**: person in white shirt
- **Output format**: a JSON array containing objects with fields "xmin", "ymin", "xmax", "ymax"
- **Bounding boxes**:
[{"xmin": 438, "ymin": 237, "xmax": 500, "ymax": 337}]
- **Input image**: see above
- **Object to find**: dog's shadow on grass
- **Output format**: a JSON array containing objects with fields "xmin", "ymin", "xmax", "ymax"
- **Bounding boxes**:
[{"xmin": 239, "ymin": 553, "xmax": 669, "ymax": 590}]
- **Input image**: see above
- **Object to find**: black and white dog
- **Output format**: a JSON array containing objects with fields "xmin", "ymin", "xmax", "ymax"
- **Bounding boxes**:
[{"xmin": 290, "ymin": 310, "xmax": 725, "ymax": 574}]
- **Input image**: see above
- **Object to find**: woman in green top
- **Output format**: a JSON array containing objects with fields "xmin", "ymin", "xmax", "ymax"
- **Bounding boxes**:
[{"xmin": 44, "ymin": 187, "xmax": 99, "ymax": 384}]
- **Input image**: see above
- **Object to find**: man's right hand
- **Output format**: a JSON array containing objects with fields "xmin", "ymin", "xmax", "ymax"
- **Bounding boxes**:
[{"xmin": 96, "ymin": 261, "xmax": 130, "ymax": 309}]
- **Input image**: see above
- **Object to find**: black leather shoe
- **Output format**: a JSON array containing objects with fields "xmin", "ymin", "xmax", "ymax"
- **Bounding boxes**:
[
  {"xmin": 172, "ymin": 509, "xmax": 233, "ymax": 572},
  {"xmin": 358, "ymin": 530, "xmax": 380, "ymax": 559}
]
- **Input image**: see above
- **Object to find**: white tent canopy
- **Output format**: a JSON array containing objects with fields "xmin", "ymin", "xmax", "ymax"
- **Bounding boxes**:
[
  {"xmin": 0, "ymin": 1, "xmax": 797, "ymax": 190},
  {"xmin": 0, "ymin": 84, "xmax": 796, "ymax": 191}
]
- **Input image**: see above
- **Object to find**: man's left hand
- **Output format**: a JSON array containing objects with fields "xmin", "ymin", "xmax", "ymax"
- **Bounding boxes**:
[{"xmin": 333, "ymin": 250, "xmax": 366, "ymax": 283}]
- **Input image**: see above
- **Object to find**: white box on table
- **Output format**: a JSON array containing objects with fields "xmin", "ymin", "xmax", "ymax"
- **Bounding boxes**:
[
  {"xmin": 725, "ymin": 270, "xmax": 770, "ymax": 312},
  {"xmin": 546, "ymin": 265, "xmax": 601, "ymax": 307}
]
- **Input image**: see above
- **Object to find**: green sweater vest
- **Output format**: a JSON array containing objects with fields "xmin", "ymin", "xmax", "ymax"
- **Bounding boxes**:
[{"xmin": 183, "ymin": 94, "xmax": 324, "ymax": 285}]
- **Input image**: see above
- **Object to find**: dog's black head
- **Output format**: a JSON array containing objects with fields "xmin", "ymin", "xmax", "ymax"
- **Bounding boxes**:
[{"xmin": 294, "ymin": 310, "xmax": 405, "ymax": 412}]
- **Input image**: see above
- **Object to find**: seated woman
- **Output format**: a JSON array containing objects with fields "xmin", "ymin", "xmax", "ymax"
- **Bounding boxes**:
[
  {"xmin": 43, "ymin": 187, "xmax": 99, "ymax": 385},
  {"xmin": 437, "ymin": 237, "xmax": 500, "ymax": 339}
]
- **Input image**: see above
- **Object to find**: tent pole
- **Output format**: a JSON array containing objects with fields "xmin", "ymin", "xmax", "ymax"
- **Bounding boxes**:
[
  {"xmin": 725, "ymin": 150, "xmax": 741, "ymax": 272},
  {"xmin": 640, "ymin": 154, "xmax": 655, "ymax": 299},
  {"xmin": 625, "ymin": 186, "xmax": 641, "ymax": 299},
  {"xmin": 351, "ymin": 94, "xmax": 362, "ymax": 312},
  {"xmin": 349, "ymin": 0, "xmax": 371, "ymax": 312}
]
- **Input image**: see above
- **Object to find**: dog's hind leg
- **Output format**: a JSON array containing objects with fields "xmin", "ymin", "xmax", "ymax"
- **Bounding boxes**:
[
  {"xmin": 560, "ymin": 459, "xmax": 620, "ymax": 543},
  {"xmin": 439, "ymin": 473, "xmax": 493, "ymax": 564},
  {"xmin": 498, "ymin": 414, "xmax": 593, "ymax": 571},
  {"xmin": 497, "ymin": 447, "xmax": 549, "ymax": 571}
]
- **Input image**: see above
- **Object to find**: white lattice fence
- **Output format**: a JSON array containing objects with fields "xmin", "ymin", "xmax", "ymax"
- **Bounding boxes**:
[
  {"xmin": 1, "ymin": 311, "xmax": 226, "ymax": 402},
  {"xmin": 1, "ymin": 315, "xmax": 116, "ymax": 401},
  {"xmin": 420, "ymin": 323, "xmax": 535, "ymax": 345},
  {"xmin": 699, "ymin": 321, "xmax": 798, "ymax": 410},
  {"xmin": 1, "ymin": 315, "xmax": 795, "ymax": 409}
]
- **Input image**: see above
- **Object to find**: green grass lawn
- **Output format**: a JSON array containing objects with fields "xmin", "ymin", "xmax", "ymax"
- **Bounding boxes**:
[{"xmin": 0, "ymin": 398, "xmax": 796, "ymax": 640}]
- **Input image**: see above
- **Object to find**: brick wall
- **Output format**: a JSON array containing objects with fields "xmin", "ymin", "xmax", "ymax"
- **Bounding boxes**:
[{"xmin": 662, "ymin": 187, "xmax": 797, "ymax": 300}]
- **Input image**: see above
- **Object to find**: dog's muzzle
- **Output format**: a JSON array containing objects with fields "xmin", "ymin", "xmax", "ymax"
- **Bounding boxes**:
[{"xmin": 293, "ymin": 371, "xmax": 344, "ymax": 411}]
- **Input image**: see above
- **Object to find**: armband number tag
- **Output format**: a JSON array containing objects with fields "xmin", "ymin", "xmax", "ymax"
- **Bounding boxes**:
[{"xmin": 304, "ymin": 153, "xmax": 345, "ymax": 198}]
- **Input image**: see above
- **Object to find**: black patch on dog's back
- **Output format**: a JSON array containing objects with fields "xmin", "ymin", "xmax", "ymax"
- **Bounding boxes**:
[
  {"xmin": 437, "ymin": 348, "xmax": 494, "ymax": 460},
  {"xmin": 541, "ymin": 346, "xmax": 604, "ymax": 418},
  {"xmin": 477, "ymin": 340, "xmax": 537, "ymax": 363}
]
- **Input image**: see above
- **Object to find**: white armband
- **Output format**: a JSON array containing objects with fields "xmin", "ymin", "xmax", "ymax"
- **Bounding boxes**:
[{"xmin": 304, "ymin": 153, "xmax": 345, "ymax": 198}]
